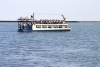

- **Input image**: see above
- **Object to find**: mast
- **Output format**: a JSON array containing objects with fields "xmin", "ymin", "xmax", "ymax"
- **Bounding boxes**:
[{"xmin": 33, "ymin": 13, "xmax": 34, "ymax": 24}]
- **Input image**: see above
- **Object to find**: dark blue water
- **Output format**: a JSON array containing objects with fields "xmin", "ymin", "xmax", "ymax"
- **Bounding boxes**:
[{"xmin": 0, "ymin": 22, "xmax": 100, "ymax": 67}]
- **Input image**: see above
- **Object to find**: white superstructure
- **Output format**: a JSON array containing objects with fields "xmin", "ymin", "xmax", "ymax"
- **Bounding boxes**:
[{"xmin": 32, "ymin": 23, "xmax": 71, "ymax": 31}]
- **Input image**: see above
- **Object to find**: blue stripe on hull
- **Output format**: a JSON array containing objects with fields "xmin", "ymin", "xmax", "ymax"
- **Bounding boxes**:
[{"xmin": 22, "ymin": 29, "xmax": 71, "ymax": 32}]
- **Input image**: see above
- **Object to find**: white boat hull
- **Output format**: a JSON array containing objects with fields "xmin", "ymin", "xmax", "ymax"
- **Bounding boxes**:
[{"xmin": 32, "ymin": 24, "xmax": 71, "ymax": 31}]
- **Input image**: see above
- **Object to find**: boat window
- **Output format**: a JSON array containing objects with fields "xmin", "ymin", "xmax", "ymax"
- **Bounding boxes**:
[
  {"xmin": 59, "ymin": 25, "xmax": 62, "ymax": 28},
  {"xmin": 36, "ymin": 25, "xmax": 41, "ymax": 28},
  {"xmin": 54, "ymin": 25, "xmax": 58, "ymax": 28},
  {"xmin": 42, "ymin": 25, "xmax": 47, "ymax": 28},
  {"xmin": 62, "ymin": 25, "xmax": 67, "ymax": 28},
  {"xmin": 48, "ymin": 25, "xmax": 51, "ymax": 28}
]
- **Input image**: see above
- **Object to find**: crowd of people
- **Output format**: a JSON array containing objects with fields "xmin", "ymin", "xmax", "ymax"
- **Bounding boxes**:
[
  {"xmin": 17, "ymin": 15, "xmax": 33, "ymax": 20},
  {"xmin": 34, "ymin": 19, "xmax": 65, "ymax": 24},
  {"xmin": 17, "ymin": 15, "xmax": 65, "ymax": 24}
]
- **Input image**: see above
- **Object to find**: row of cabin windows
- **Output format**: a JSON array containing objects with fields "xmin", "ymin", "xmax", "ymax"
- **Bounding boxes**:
[{"xmin": 36, "ymin": 25, "xmax": 63, "ymax": 28}]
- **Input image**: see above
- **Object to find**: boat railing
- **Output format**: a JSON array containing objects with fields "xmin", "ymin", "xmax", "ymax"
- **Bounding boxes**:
[{"xmin": 17, "ymin": 19, "xmax": 66, "ymax": 24}]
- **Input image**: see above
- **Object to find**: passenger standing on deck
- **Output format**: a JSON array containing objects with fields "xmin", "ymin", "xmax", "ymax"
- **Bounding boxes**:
[{"xmin": 30, "ymin": 15, "xmax": 33, "ymax": 20}]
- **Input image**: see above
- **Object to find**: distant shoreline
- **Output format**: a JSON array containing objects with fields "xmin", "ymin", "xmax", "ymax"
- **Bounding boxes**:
[{"xmin": 0, "ymin": 20, "xmax": 100, "ymax": 22}]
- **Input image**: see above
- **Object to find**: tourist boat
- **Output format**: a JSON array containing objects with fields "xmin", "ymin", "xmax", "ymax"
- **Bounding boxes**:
[{"xmin": 17, "ymin": 13, "xmax": 71, "ymax": 32}]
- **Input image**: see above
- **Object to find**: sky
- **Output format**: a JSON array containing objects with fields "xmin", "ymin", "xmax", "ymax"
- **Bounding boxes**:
[{"xmin": 0, "ymin": 0, "xmax": 100, "ymax": 21}]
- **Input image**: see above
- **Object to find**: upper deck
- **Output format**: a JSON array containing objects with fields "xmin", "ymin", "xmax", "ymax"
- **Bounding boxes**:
[{"xmin": 17, "ymin": 19, "xmax": 65, "ymax": 24}]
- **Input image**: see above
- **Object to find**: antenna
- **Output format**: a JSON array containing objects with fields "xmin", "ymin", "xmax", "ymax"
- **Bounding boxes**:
[{"xmin": 33, "ymin": 12, "xmax": 34, "ymax": 24}]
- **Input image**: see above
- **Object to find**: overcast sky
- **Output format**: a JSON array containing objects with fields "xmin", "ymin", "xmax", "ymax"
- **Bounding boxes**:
[{"xmin": 0, "ymin": 0, "xmax": 100, "ymax": 21}]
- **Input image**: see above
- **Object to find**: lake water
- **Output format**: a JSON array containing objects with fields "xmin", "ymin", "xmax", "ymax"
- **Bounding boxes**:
[{"xmin": 0, "ymin": 22, "xmax": 100, "ymax": 67}]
